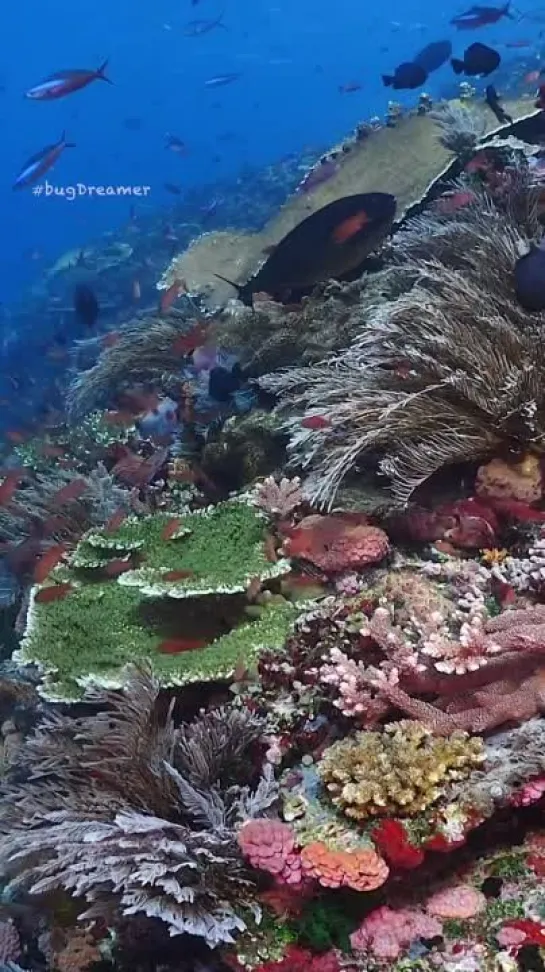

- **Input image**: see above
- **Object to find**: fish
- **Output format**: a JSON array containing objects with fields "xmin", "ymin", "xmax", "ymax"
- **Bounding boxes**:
[
  {"xmin": 165, "ymin": 134, "xmax": 187, "ymax": 154},
  {"xmin": 105, "ymin": 509, "xmax": 127, "ymax": 533},
  {"xmin": 104, "ymin": 558, "xmax": 134, "ymax": 577},
  {"xmin": 525, "ymin": 70, "xmax": 542, "ymax": 85},
  {"xmin": 172, "ymin": 321, "xmax": 209, "ymax": 356},
  {"xmin": 0, "ymin": 472, "xmax": 23, "ymax": 506},
  {"xmin": 157, "ymin": 638, "xmax": 208, "ymax": 654},
  {"xmin": 204, "ymin": 72, "xmax": 240, "ymax": 87},
  {"xmin": 35, "ymin": 583, "xmax": 74, "ymax": 603},
  {"xmin": 34, "ymin": 543, "xmax": 68, "ymax": 582},
  {"xmin": 25, "ymin": 61, "xmax": 112, "ymax": 100},
  {"xmin": 451, "ymin": 42, "xmax": 500, "ymax": 76},
  {"xmin": 504, "ymin": 39, "xmax": 533, "ymax": 47},
  {"xmin": 184, "ymin": 12, "xmax": 227, "ymax": 35},
  {"xmin": 73, "ymin": 283, "xmax": 99, "ymax": 329},
  {"xmin": 13, "ymin": 131, "xmax": 75, "ymax": 190},
  {"xmin": 208, "ymin": 362, "xmax": 243, "ymax": 402},
  {"xmin": 414, "ymin": 40, "xmax": 452, "ymax": 73},
  {"xmin": 514, "ymin": 242, "xmax": 545, "ymax": 311},
  {"xmin": 485, "ymin": 84, "xmax": 512, "ymax": 124},
  {"xmin": 338, "ymin": 81, "xmax": 362, "ymax": 93},
  {"xmin": 161, "ymin": 518, "xmax": 185, "ymax": 541},
  {"xmin": 301, "ymin": 415, "xmax": 331, "ymax": 430},
  {"xmin": 163, "ymin": 569, "xmax": 195, "ymax": 580},
  {"xmin": 51, "ymin": 479, "xmax": 88, "ymax": 507},
  {"xmin": 214, "ymin": 193, "xmax": 396, "ymax": 306},
  {"xmin": 435, "ymin": 190, "xmax": 476, "ymax": 213},
  {"xmin": 450, "ymin": 2, "xmax": 513, "ymax": 28},
  {"xmin": 382, "ymin": 61, "xmax": 427, "ymax": 89},
  {"xmin": 160, "ymin": 280, "xmax": 184, "ymax": 313}
]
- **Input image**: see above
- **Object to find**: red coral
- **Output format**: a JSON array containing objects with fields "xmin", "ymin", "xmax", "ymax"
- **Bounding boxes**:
[
  {"xmin": 509, "ymin": 775, "xmax": 545, "ymax": 807},
  {"xmin": 372, "ymin": 820, "xmax": 424, "ymax": 870},
  {"xmin": 501, "ymin": 920, "xmax": 545, "ymax": 948},
  {"xmin": 282, "ymin": 513, "xmax": 389, "ymax": 573},
  {"xmin": 424, "ymin": 833, "xmax": 466, "ymax": 853},
  {"xmin": 242, "ymin": 946, "xmax": 341, "ymax": 972},
  {"xmin": 237, "ymin": 819, "xmax": 302, "ymax": 885}
]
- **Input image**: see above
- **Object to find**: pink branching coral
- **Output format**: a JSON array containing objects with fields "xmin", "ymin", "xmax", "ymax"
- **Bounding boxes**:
[
  {"xmin": 300, "ymin": 841, "xmax": 388, "ymax": 891},
  {"xmin": 282, "ymin": 513, "xmax": 390, "ymax": 573},
  {"xmin": 350, "ymin": 906, "xmax": 443, "ymax": 959},
  {"xmin": 254, "ymin": 476, "xmax": 303, "ymax": 519},
  {"xmin": 425, "ymin": 884, "xmax": 487, "ymax": 919},
  {"xmin": 509, "ymin": 775, "xmax": 545, "ymax": 807},
  {"xmin": 238, "ymin": 819, "xmax": 303, "ymax": 885}
]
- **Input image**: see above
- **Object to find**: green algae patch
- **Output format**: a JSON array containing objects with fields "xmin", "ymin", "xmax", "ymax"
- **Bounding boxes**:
[{"xmin": 17, "ymin": 500, "xmax": 295, "ymax": 701}]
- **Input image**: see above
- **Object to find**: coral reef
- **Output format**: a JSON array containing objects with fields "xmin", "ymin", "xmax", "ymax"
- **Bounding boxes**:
[
  {"xmin": 317, "ymin": 721, "xmax": 485, "ymax": 820},
  {"xmin": 261, "ymin": 177, "xmax": 545, "ymax": 506}
]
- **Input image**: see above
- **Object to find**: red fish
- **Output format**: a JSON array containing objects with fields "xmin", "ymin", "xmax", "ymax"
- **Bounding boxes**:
[
  {"xmin": 34, "ymin": 543, "xmax": 68, "ymax": 582},
  {"xmin": 105, "ymin": 509, "xmax": 127, "ymax": 533},
  {"xmin": 35, "ymin": 582, "xmax": 74, "ymax": 603},
  {"xmin": 332, "ymin": 210, "xmax": 370, "ymax": 244},
  {"xmin": 160, "ymin": 279, "xmax": 184, "ymax": 313},
  {"xmin": 104, "ymin": 558, "xmax": 134, "ymax": 577},
  {"xmin": 0, "ymin": 472, "xmax": 23, "ymax": 506},
  {"xmin": 525, "ymin": 70, "xmax": 541, "ymax": 85},
  {"xmin": 102, "ymin": 331, "xmax": 120, "ymax": 349},
  {"xmin": 163, "ymin": 569, "xmax": 195, "ymax": 580},
  {"xmin": 38, "ymin": 444, "xmax": 65, "ymax": 459},
  {"xmin": 172, "ymin": 321, "xmax": 209, "ymax": 357},
  {"xmin": 157, "ymin": 637, "xmax": 207, "ymax": 654},
  {"xmin": 13, "ymin": 132, "xmax": 75, "ymax": 190},
  {"xmin": 103, "ymin": 409, "xmax": 136, "ymax": 426},
  {"xmin": 25, "ymin": 61, "xmax": 112, "ymax": 100},
  {"xmin": 162, "ymin": 518, "xmax": 185, "ymax": 541},
  {"xmin": 301, "ymin": 415, "xmax": 331, "ymax": 430},
  {"xmin": 5, "ymin": 430, "xmax": 28, "ymax": 445},
  {"xmin": 435, "ymin": 191, "xmax": 475, "ymax": 214},
  {"xmin": 51, "ymin": 479, "xmax": 88, "ymax": 507}
]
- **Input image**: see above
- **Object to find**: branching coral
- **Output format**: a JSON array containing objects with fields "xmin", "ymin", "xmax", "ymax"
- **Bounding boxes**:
[
  {"xmin": 253, "ymin": 476, "xmax": 303, "ymax": 519},
  {"xmin": 317, "ymin": 721, "xmax": 484, "ymax": 819},
  {"xmin": 261, "ymin": 180, "xmax": 545, "ymax": 506},
  {"xmin": 0, "ymin": 668, "xmax": 276, "ymax": 946},
  {"xmin": 66, "ymin": 311, "xmax": 202, "ymax": 421}
]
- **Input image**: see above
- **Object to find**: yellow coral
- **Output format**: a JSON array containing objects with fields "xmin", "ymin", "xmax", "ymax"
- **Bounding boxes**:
[{"xmin": 317, "ymin": 721, "xmax": 485, "ymax": 820}]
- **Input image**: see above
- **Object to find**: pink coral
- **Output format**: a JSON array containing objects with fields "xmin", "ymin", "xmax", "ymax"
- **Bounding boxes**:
[
  {"xmin": 426, "ymin": 884, "xmax": 486, "ymax": 919},
  {"xmin": 496, "ymin": 925, "xmax": 528, "ymax": 948},
  {"xmin": 282, "ymin": 513, "xmax": 389, "ymax": 573},
  {"xmin": 509, "ymin": 775, "xmax": 545, "ymax": 807},
  {"xmin": 237, "ymin": 819, "xmax": 302, "ymax": 885},
  {"xmin": 350, "ymin": 905, "xmax": 442, "ymax": 959}
]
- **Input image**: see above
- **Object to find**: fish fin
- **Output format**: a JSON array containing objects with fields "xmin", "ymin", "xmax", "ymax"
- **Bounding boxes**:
[
  {"xmin": 382, "ymin": 74, "xmax": 393, "ymax": 86},
  {"xmin": 213, "ymin": 272, "xmax": 251, "ymax": 304},
  {"xmin": 451, "ymin": 58, "xmax": 464, "ymax": 74},
  {"xmin": 96, "ymin": 59, "xmax": 113, "ymax": 83}
]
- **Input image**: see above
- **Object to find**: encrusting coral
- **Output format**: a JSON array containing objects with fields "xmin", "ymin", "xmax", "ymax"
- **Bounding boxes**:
[
  {"xmin": 317, "ymin": 720, "xmax": 485, "ymax": 820},
  {"xmin": 261, "ymin": 176, "xmax": 545, "ymax": 506},
  {"xmin": 0, "ymin": 668, "xmax": 277, "ymax": 947}
]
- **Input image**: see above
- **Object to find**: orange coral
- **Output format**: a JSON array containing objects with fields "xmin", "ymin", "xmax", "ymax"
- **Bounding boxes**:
[
  {"xmin": 300, "ymin": 841, "xmax": 389, "ymax": 891},
  {"xmin": 476, "ymin": 455, "xmax": 542, "ymax": 504}
]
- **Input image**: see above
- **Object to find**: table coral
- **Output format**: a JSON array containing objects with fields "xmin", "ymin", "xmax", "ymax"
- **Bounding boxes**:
[{"xmin": 317, "ymin": 721, "xmax": 485, "ymax": 820}]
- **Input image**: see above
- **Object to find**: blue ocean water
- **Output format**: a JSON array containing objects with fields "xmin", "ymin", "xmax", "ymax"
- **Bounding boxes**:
[{"xmin": 1, "ymin": 0, "xmax": 542, "ymax": 307}]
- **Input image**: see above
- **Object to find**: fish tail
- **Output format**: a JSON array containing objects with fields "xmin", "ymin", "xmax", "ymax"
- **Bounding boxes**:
[
  {"xmin": 382, "ymin": 74, "xmax": 393, "ymax": 86},
  {"xmin": 451, "ymin": 58, "xmax": 464, "ymax": 74},
  {"xmin": 96, "ymin": 59, "xmax": 113, "ymax": 83}
]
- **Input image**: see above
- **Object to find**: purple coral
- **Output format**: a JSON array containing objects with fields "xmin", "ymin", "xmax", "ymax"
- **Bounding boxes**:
[
  {"xmin": 237, "ymin": 819, "xmax": 302, "ymax": 885},
  {"xmin": 350, "ymin": 906, "xmax": 442, "ymax": 959}
]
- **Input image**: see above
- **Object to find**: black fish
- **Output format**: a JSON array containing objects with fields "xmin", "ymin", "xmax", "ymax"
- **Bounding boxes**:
[
  {"xmin": 382, "ymin": 61, "xmax": 427, "ymax": 89},
  {"xmin": 215, "ymin": 193, "xmax": 396, "ymax": 306},
  {"xmin": 208, "ymin": 362, "xmax": 243, "ymax": 402},
  {"xmin": 450, "ymin": 2, "xmax": 513, "ymax": 28},
  {"xmin": 514, "ymin": 243, "xmax": 545, "ymax": 311},
  {"xmin": 73, "ymin": 283, "xmax": 99, "ymax": 328},
  {"xmin": 485, "ymin": 85, "xmax": 512, "ymax": 124},
  {"xmin": 451, "ymin": 42, "xmax": 500, "ymax": 76},
  {"xmin": 414, "ymin": 40, "xmax": 452, "ymax": 73}
]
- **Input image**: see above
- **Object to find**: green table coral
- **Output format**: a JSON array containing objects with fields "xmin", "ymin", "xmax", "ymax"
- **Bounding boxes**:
[{"xmin": 17, "ymin": 500, "xmax": 295, "ymax": 701}]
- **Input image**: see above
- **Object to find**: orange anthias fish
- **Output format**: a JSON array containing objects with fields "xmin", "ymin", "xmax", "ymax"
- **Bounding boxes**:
[
  {"xmin": 104, "ymin": 558, "xmax": 134, "ymax": 577},
  {"xmin": 160, "ymin": 279, "xmax": 186, "ymax": 313},
  {"xmin": 0, "ymin": 472, "xmax": 24, "ymax": 506},
  {"xmin": 172, "ymin": 321, "xmax": 209, "ymax": 357},
  {"xmin": 34, "ymin": 543, "xmax": 68, "ymax": 583},
  {"xmin": 161, "ymin": 518, "xmax": 185, "ymax": 541},
  {"xmin": 51, "ymin": 479, "xmax": 88, "ymax": 507},
  {"xmin": 332, "ymin": 209, "xmax": 370, "ymax": 244},
  {"xmin": 163, "ymin": 569, "xmax": 194, "ymax": 581},
  {"xmin": 301, "ymin": 415, "xmax": 331, "ymax": 430},
  {"xmin": 35, "ymin": 582, "xmax": 75, "ymax": 603},
  {"xmin": 158, "ymin": 637, "xmax": 208, "ymax": 654}
]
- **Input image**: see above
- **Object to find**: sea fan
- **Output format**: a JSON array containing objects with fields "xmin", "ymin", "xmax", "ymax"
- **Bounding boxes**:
[
  {"xmin": 0, "ymin": 668, "xmax": 277, "ymax": 946},
  {"xmin": 261, "ymin": 179, "xmax": 545, "ymax": 506},
  {"xmin": 429, "ymin": 102, "xmax": 486, "ymax": 155}
]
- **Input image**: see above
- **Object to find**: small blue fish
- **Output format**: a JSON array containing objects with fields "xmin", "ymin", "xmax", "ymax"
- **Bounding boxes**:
[
  {"xmin": 185, "ymin": 12, "xmax": 226, "ymax": 35},
  {"xmin": 204, "ymin": 72, "xmax": 240, "ymax": 87},
  {"xmin": 13, "ymin": 131, "xmax": 75, "ymax": 190}
]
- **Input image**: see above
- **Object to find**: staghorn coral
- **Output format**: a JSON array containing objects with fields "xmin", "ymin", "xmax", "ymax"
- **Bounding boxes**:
[
  {"xmin": 66, "ymin": 311, "xmax": 204, "ymax": 421},
  {"xmin": 261, "ymin": 180, "xmax": 545, "ymax": 506},
  {"xmin": 317, "ymin": 721, "xmax": 485, "ymax": 819},
  {"xmin": 0, "ymin": 668, "xmax": 276, "ymax": 947}
]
